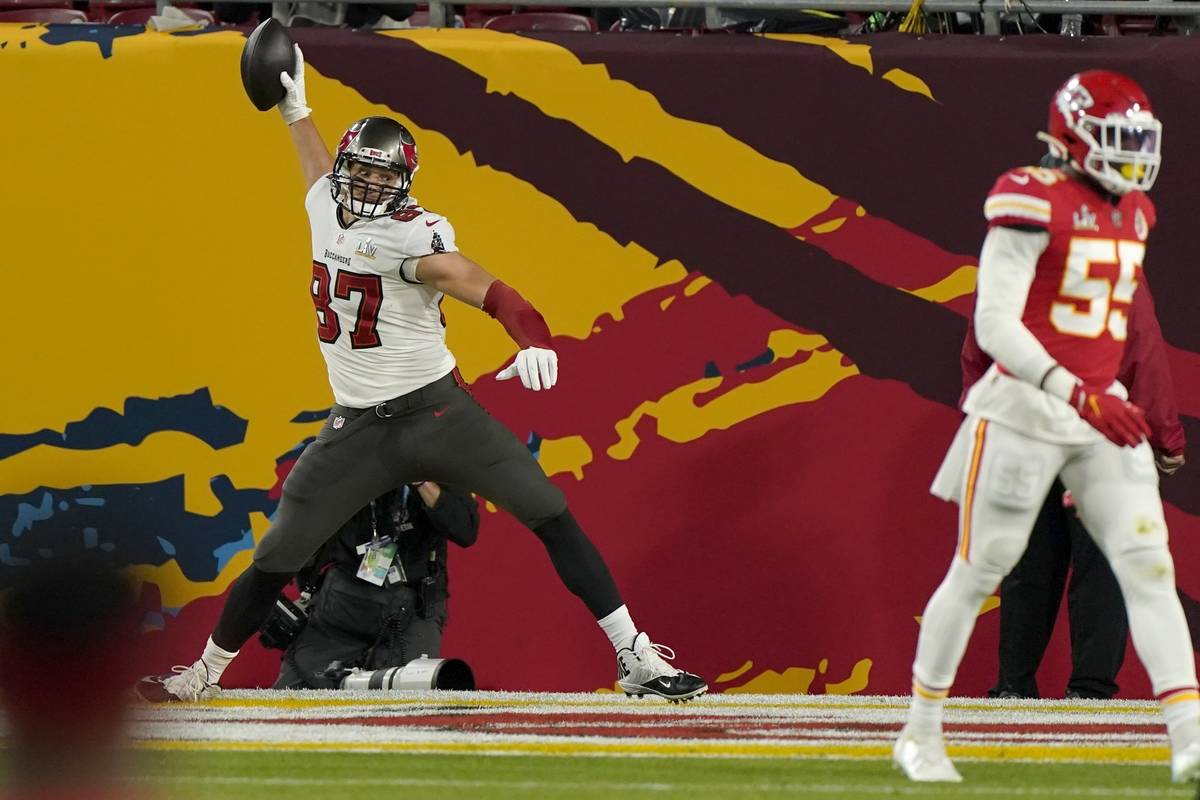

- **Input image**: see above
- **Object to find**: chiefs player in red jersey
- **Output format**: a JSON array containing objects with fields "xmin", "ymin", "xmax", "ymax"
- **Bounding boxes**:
[{"xmin": 893, "ymin": 71, "xmax": 1200, "ymax": 784}]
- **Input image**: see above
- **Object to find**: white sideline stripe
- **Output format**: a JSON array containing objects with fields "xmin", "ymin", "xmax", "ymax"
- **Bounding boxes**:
[
  {"xmin": 140, "ymin": 775, "xmax": 1193, "ymax": 797},
  {"xmin": 125, "ymin": 693, "xmax": 1172, "ymax": 766},
  {"xmin": 129, "ymin": 720, "xmax": 1166, "ymax": 748},
  {"xmin": 198, "ymin": 690, "xmax": 1164, "ymax": 713},
  {"xmin": 132, "ymin": 703, "xmax": 1163, "ymax": 726},
  {"xmin": 131, "ymin": 723, "xmax": 1165, "ymax": 748}
]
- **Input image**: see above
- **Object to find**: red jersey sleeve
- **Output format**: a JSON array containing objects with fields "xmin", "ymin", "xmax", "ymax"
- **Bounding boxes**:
[
  {"xmin": 960, "ymin": 315, "xmax": 992, "ymax": 406},
  {"xmin": 983, "ymin": 168, "xmax": 1057, "ymax": 231},
  {"xmin": 1119, "ymin": 278, "xmax": 1185, "ymax": 456}
]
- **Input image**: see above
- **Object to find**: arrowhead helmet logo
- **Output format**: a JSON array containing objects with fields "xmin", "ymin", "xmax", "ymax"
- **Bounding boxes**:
[{"xmin": 1056, "ymin": 79, "xmax": 1095, "ymax": 125}]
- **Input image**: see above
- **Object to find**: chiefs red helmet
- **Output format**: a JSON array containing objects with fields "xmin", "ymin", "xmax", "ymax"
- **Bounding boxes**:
[{"xmin": 1038, "ymin": 70, "xmax": 1162, "ymax": 195}]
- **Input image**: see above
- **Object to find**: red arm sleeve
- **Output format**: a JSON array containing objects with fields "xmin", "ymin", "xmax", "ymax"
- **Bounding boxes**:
[
  {"xmin": 482, "ymin": 281, "xmax": 553, "ymax": 350},
  {"xmin": 960, "ymin": 315, "xmax": 992, "ymax": 407},
  {"xmin": 1119, "ymin": 279, "xmax": 1186, "ymax": 455}
]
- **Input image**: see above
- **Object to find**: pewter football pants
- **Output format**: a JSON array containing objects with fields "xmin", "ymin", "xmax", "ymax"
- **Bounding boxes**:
[
  {"xmin": 913, "ymin": 416, "xmax": 1196, "ymax": 697},
  {"xmin": 213, "ymin": 371, "xmax": 622, "ymax": 652}
]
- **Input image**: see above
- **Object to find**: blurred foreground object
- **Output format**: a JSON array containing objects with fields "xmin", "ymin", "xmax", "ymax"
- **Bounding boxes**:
[{"xmin": 0, "ymin": 557, "xmax": 148, "ymax": 800}]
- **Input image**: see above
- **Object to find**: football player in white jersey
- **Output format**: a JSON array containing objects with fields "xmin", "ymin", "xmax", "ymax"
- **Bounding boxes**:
[
  {"xmin": 894, "ymin": 71, "xmax": 1200, "ymax": 784},
  {"xmin": 138, "ymin": 45, "xmax": 706, "ymax": 703}
]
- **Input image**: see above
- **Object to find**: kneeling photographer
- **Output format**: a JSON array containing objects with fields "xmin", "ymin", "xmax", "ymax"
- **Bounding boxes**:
[{"xmin": 262, "ymin": 481, "xmax": 479, "ymax": 689}]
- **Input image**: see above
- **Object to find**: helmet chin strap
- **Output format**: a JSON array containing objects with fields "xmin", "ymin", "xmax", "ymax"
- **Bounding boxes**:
[
  {"xmin": 336, "ymin": 202, "xmax": 360, "ymax": 226},
  {"xmin": 1083, "ymin": 155, "xmax": 1135, "ymax": 196},
  {"xmin": 332, "ymin": 183, "xmax": 362, "ymax": 224},
  {"xmin": 1035, "ymin": 131, "xmax": 1071, "ymax": 162},
  {"xmin": 1035, "ymin": 130, "xmax": 1133, "ymax": 196}
]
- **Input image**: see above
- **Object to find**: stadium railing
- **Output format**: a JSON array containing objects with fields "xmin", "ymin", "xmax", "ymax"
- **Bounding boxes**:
[{"xmin": 138, "ymin": 0, "xmax": 1200, "ymax": 33}]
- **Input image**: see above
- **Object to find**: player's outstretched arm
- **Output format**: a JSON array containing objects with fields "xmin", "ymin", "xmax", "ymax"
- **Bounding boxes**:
[
  {"xmin": 277, "ymin": 45, "xmax": 332, "ymax": 190},
  {"xmin": 417, "ymin": 252, "xmax": 558, "ymax": 391},
  {"xmin": 416, "ymin": 251, "xmax": 499, "ymax": 308}
]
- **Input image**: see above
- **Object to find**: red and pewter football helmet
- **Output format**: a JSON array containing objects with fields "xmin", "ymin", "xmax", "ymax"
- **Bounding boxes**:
[
  {"xmin": 1037, "ymin": 70, "xmax": 1162, "ymax": 195},
  {"xmin": 331, "ymin": 116, "xmax": 420, "ymax": 218}
]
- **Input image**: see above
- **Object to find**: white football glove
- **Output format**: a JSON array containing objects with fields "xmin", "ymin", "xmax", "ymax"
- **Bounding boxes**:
[
  {"xmin": 496, "ymin": 347, "xmax": 558, "ymax": 391},
  {"xmin": 277, "ymin": 44, "xmax": 311, "ymax": 126}
]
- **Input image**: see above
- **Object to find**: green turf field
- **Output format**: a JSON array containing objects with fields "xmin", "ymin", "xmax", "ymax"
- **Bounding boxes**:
[
  {"xmin": 120, "ymin": 691, "xmax": 1198, "ymax": 799},
  {"xmin": 138, "ymin": 751, "xmax": 1197, "ymax": 800}
]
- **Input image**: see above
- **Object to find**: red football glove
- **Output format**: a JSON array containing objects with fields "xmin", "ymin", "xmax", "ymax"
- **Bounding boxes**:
[{"xmin": 1069, "ymin": 384, "xmax": 1152, "ymax": 448}]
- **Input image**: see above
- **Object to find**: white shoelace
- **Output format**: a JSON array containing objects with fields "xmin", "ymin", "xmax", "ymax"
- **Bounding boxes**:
[{"xmin": 637, "ymin": 640, "xmax": 682, "ymax": 677}]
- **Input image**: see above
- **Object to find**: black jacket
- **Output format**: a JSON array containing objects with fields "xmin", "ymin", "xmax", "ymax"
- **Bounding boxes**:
[{"xmin": 298, "ymin": 484, "xmax": 479, "ymax": 603}]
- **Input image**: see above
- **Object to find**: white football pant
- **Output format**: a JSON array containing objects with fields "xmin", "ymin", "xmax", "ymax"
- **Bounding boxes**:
[{"xmin": 913, "ymin": 416, "xmax": 1197, "ymax": 697}]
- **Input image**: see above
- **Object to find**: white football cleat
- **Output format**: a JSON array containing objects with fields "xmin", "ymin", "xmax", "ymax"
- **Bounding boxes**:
[
  {"xmin": 136, "ymin": 661, "xmax": 221, "ymax": 703},
  {"xmin": 616, "ymin": 632, "xmax": 707, "ymax": 702},
  {"xmin": 1171, "ymin": 740, "xmax": 1200, "ymax": 783},
  {"xmin": 893, "ymin": 727, "xmax": 963, "ymax": 782}
]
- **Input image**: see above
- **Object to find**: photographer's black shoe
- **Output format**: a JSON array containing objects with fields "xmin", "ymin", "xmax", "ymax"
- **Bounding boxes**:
[{"xmin": 616, "ymin": 632, "xmax": 707, "ymax": 703}]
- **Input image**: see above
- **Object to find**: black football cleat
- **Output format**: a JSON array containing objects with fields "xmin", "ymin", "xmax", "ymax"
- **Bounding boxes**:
[{"xmin": 616, "ymin": 632, "xmax": 707, "ymax": 703}]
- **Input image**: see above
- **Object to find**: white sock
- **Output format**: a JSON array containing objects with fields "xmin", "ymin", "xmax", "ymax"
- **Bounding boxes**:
[
  {"xmin": 200, "ymin": 636, "xmax": 239, "ymax": 684},
  {"xmin": 597, "ymin": 605, "xmax": 637, "ymax": 652},
  {"xmin": 908, "ymin": 678, "xmax": 950, "ymax": 735},
  {"xmin": 1160, "ymin": 689, "xmax": 1200, "ymax": 751}
]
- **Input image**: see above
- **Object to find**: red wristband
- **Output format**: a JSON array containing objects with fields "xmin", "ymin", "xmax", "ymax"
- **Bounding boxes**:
[{"xmin": 482, "ymin": 281, "xmax": 552, "ymax": 349}]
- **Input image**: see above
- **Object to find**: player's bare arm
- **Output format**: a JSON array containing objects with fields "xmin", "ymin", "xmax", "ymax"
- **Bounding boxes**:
[
  {"xmin": 275, "ymin": 45, "xmax": 332, "ymax": 190},
  {"xmin": 288, "ymin": 117, "xmax": 333, "ymax": 191},
  {"xmin": 415, "ymin": 251, "xmax": 498, "ymax": 308},
  {"xmin": 417, "ymin": 252, "xmax": 559, "ymax": 392}
]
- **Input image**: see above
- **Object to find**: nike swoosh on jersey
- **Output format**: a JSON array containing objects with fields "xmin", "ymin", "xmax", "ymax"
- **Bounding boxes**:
[
  {"xmin": 1010, "ymin": 174, "xmax": 1031, "ymax": 185},
  {"xmin": 425, "ymin": 219, "xmax": 441, "ymax": 227}
]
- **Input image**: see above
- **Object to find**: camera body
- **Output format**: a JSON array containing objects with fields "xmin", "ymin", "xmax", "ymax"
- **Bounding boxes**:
[{"xmin": 258, "ymin": 594, "xmax": 311, "ymax": 651}]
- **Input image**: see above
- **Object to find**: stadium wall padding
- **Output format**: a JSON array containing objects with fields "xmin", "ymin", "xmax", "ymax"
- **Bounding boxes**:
[{"xmin": 3, "ymin": 25, "xmax": 1198, "ymax": 696}]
